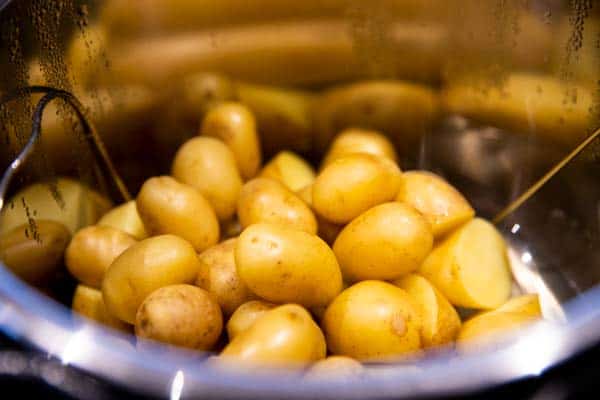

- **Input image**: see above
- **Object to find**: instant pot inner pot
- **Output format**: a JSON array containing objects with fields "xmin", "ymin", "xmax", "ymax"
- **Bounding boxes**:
[{"xmin": 0, "ymin": 0, "xmax": 599, "ymax": 398}]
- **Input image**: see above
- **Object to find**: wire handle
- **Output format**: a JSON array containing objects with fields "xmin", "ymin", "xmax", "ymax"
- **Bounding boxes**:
[{"xmin": 0, "ymin": 85, "xmax": 131, "ymax": 211}]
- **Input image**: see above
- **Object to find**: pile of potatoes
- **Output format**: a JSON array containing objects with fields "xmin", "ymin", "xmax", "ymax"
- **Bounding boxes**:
[{"xmin": 0, "ymin": 100, "xmax": 544, "ymax": 376}]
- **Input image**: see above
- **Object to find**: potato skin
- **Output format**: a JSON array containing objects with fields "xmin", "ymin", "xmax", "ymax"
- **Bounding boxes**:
[
  {"xmin": 196, "ymin": 238, "xmax": 255, "ymax": 316},
  {"xmin": 321, "ymin": 128, "xmax": 398, "ymax": 168},
  {"xmin": 0, "ymin": 220, "xmax": 71, "ymax": 285},
  {"xmin": 97, "ymin": 201, "xmax": 148, "ymax": 240},
  {"xmin": 135, "ymin": 284, "xmax": 223, "ymax": 350},
  {"xmin": 72, "ymin": 284, "xmax": 130, "ymax": 332},
  {"xmin": 304, "ymin": 356, "xmax": 364, "ymax": 381},
  {"xmin": 259, "ymin": 151, "xmax": 315, "ymax": 192},
  {"xmin": 296, "ymin": 184, "xmax": 343, "ymax": 245},
  {"xmin": 237, "ymin": 178, "xmax": 317, "ymax": 234},
  {"xmin": 172, "ymin": 137, "xmax": 243, "ymax": 221},
  {"xmin": 394, "ymin": 274, "xmax": 461, "ymax": 348},
  {"xmin": 457, "ymin": 311, "xmax": 537, "ymax": 347},
  {"xmin": 66, "ymin": 226, "xmax": 137, "ymax": 289},
  {"xmin": 226, "ymin": 300, "xmax": 275, "ymax": 340},
  {"xmin": 221, "ymin": 304, "xmax": 326, "ymax": 367},
  {"xmin": 333, "ymin": 202, "xmax": 433, "ymax": 282},
  {"xmin": 235, "ymin": 223, "xmax": 342, "ymax": 307},
  {"xmin": 419, "ymin": 218, "xmax": 511, "ymax": 309},
  {"xmin": 200, "ymin": 102, "xmax": 262, "ymax": 180},
  {"xmin": 323, "ymin": 281, "xmax": 422, "ymax": 361},
  {"xmin": 102, "ymin": 235, "xmax": 201, "ymax": 324},
  {"xmin": 312, "ymin": 153, "xmax": 402, "ymax": 224},
  {"xmin": 396, "ymin": 171, "xmax": 474, "ymax": 238},
  {"xmin": 136, "ymin": 176, "xmax": 219, "ymax": 252}
]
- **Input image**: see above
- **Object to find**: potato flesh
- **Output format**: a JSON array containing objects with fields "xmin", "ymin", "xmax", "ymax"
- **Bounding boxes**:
[
  {"xmin": 419, "ymin": 218, "xmax": 511, "ymax": 309},
  {"xmin": 394, "ymin": 274, "xmax": 461, "ymax": 348}
]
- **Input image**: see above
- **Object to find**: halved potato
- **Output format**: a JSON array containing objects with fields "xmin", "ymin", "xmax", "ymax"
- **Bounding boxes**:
[
  {"xmin": 496, "ymin": 294, "xmax": 541, "ymax": 318},
  {"xmin": 457, "ymin": 311, "xmax": 538, "ymax": 346},
  {"xmin": 394, "ymin": 274, "xmax": 461, "ymax": 348},
  {"xmin": 419, "ymin": 218, "xmax": 511, "ymax": 309}
]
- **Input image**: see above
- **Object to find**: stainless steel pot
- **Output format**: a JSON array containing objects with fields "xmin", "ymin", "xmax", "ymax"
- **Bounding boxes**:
[{"xmin": 1, "ymin": 1, "xmax": 599, "ymax": 398}]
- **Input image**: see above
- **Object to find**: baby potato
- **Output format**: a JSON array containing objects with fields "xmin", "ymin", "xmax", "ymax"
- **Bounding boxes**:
[
  {"xmin": 200, "ymin": 102, "xmax": 262, "ymax": 180},
  {"xmin": 321, "ymin": 128, "xmax": 398, "ymax": 168},
  {"xmin": 313, "ymin": 80, "xmax": 439, "ymax": 155},
  {"xmin": 136, "ymin": 176, "xmax": 219, "ymax": 252},
  {"xmin": 237, "ymin": 178, "xmax": 317, "ymax": 234},
  {"xmin": 419, "ymin": 218, "xmax": 511, "ymax": 309},
  {"xmin": 396, "ymin": 171, "xmax": 474, "ymax": 238},
  {"xmin": 236, "ymin": 82, "xmax": 315, "ymax": 156},
  {"xmin": 221, "ymin": 304, "xmax": 326, "ymax": 367},
  {"xmin": 312, "ymin": 153, "xmax": 403, "ymax": 224},
  {"xmin": 393, "ymin": 274, "xmax": 461, "ymax": 348},
  {"xmin": 226, "ymin": 300, "xmax": 275, "ymax": 340},
  {"xmin": 235, "ymin": 223, "xmax": 342, "ymax": 307},
  {"xmin": 72, "ymin": 284, "xmax": 130, "ymax": 332},
  {"xmin": 0, "ymin": 220, "xmax": 71, "ymax": 285},
  {"xmin": 196, "ymin": 239, "xmax": 255, "ymax": 316},
  {"xmin": 97, "ymin": 201, "xmax": 148, "ymax": 240},
  {"xmin": 323, "ymin": 281, "xmax": 422, "ymax": 361},
  {"xmin": 102, "ymin": 234, "xmax": 201, "ymax": 324},
  {"xmin": 304, "ymin": 356, "xmax": 364, "ymax": 381},
  {"xmin": 0, "ymin": 177, "xmax": 112, "ymax": 235},
  {"xmin": 259, "ymin": 151, "xmax": 316, "ymax": 192},
  {"xmin": 296, "ymin": 184, "xmax": 343, "ymax": 245},
  {"xmin": 135, "ymin": 284, "xmax": 223, "ymax": 350},
  {"xmin": 495, "ymin": 294, "xmax": 541, "ymax": 318},
  {"xmin": 457, "ymin": 311, "xmax": 538, "ymax": 347},
  {"xmin": 333, "ymin": 203, "xmax": 433, "ymax": 282},
  {"xmin": 171, "ymin": 137, "xmax": 243, "ymax": 221},
  {"xmin": 66, "ymin": 226, "xmax": 137, "ymax": 289}
]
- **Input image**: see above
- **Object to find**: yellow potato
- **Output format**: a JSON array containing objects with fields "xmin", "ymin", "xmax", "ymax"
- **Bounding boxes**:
[
  {"xmin": 196, "ymin": 239, "xmax": 255, "ymax": 316},
  {"xmin": 237, "ymin": 178, "xmax": 317, "ymax": 234},
  {"xmin": 419, "ymin": 218, "xmax": 511, "ymax": 309},
  {"xmin": 72, "ymin": 285, "xmax": 130, "ymax": 332},
  {"xmin": 97, "ymin": 201, "xmax": 148, "ymax": 240},
  {"xmin": 236, "ymin": 82, "xmax": 315, "ymax": 156},
  {"xmin": 102, "ymin": 234, "xmax": 201, "ymax": 324},
  {"xmin": 312, "ymin": 153, "xmax": 403, "ymax": 224},
  {"xmin": 333, "ymin": 203, "xmax": 433, "ymax": 282},
  {"xmin": 65, "ymin": 226, "xmax": 137, "ymax": 289},
  {"xmin": 393, "ymin": 274, "xmax": 461, "ymax": 348},
  {"xmin": 180, "ymin": 72, "xmax": 237, "ymax": 119},
  {"xmin": 221, "ymin": 304, "xmax": 326, "ymax": 367},
  {"xmin": 304, "ymin": 356, "xmax": 364, "ymax": 381},
  {"xmin": 171, "ymin": 137, "xmax": 243, "ymax": 221},
  {"xmin": 495, "ymin": 294, "xmax": 541, "ymax": 318},
  {"xmin": 396, "ymin": 171, "xmax": 474, "ymax": 238},
  {"xmin": 313, "ymin": 80, "xmax": 439, "ymax": 155},
  {"xmin": 0, "ymin": 178, "xmax": 112, "ymax": 235},
  {"xmin": 136, "ymin": 176, "xmax": 219, "ymax": 252},
  {"xmin": 200, "ymin": 102, "xmax": 262, "ymax": 180},
  {"xmin": 296, "ymin": 184, "xmax": 343, "ymax": 245},
  {"xmin": 235, "ymin": 223, "xmax": 342, "ymax": 307},
  {"xmin": 441, "ymin": 73, "xmax": 595, "ymax": 145},
  {"xmin": 321, "ymin": 128, "xmax": 398, "ymax": 168},
  {"xmin": 226, "ymin": 300, "xmax": 275, "ymax": 340},
  {"xmin": 135, "ymin": 284, "xmax": 223, "ymax": 350},
  {"xmin": 323, "ymin": 281, "xmax": 422, "ymax": 361},
  {"xmin": 0, "ymin": 220, "xmax": 71, "ymax": 285},
  {"xmin": 259, "ymin": 151, "xmax": 316, "ymax": 192},
  {"xmin": 457, "ymin": 311, "xmax": 538, "ymax": 346}
]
